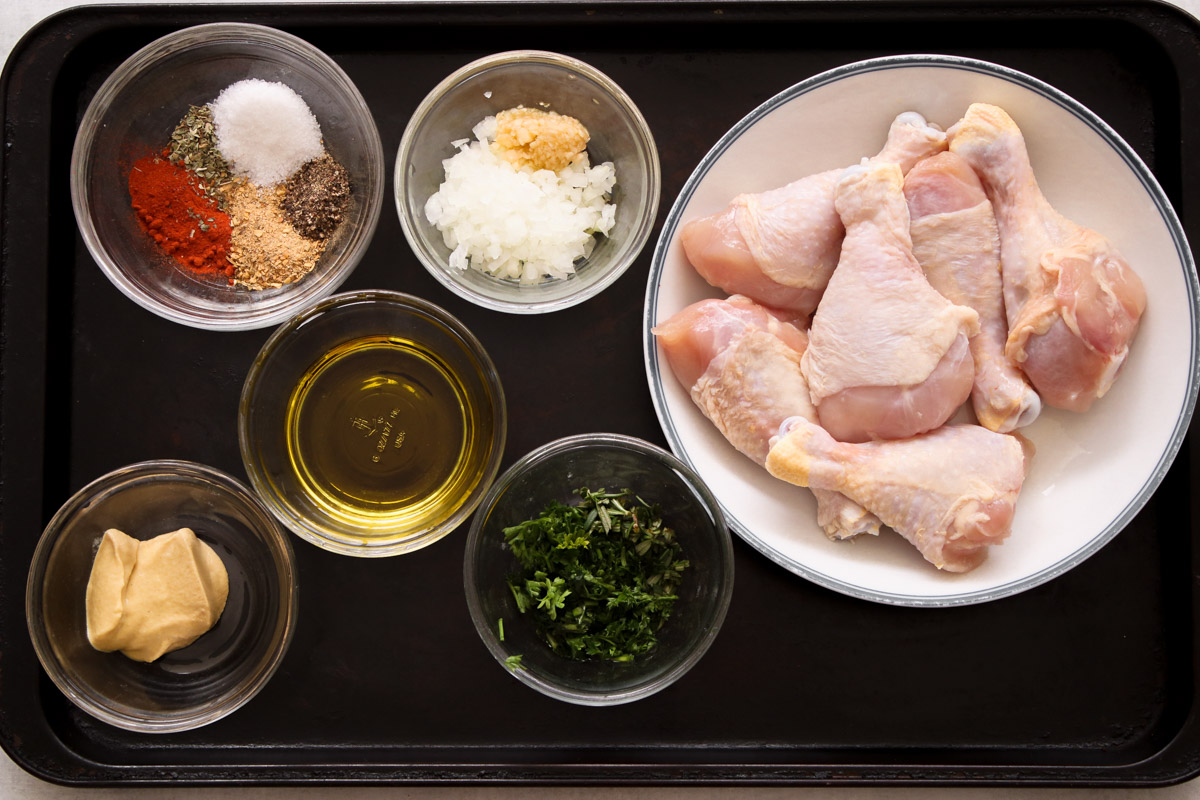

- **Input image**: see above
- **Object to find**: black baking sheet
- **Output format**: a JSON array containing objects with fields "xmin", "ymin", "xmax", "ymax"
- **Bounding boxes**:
[{"xmin": 2, "ymin": 0, "xmax": 1200, "ymax": 787}]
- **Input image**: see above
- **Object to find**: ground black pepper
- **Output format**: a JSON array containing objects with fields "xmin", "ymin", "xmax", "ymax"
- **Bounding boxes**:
[{"xmin": 280, "ymin": 153, "xmax": 351, "ymax": 241}]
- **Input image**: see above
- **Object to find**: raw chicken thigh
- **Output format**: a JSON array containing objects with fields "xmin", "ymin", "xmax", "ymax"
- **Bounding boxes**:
[
  {"xmin": 653, "ymin": 295, "xmax": 881, "ymax": 539},
  {"xmin": 679, "ymin": 112, "xmax": 947, "ymax": 315},
  {"xmin": 765, "ymin": 416, "xmax": 1032, "ymax": 572},
  {"xmin": 948, "ymin": 103, "xmax": 1146, "ymax": 411},
  {"xmin": 801, "ymin": 161, "xmax": 980, "ymax": 442},
  {"xmin": 904, "ymin": 151, "xmax": 1042, "ymax": 433}
]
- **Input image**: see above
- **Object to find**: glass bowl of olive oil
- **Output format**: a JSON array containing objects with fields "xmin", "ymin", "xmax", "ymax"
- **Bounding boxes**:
[{"xmin": 239, "ymin": 290, "xmax": 507, "ymax": 556}]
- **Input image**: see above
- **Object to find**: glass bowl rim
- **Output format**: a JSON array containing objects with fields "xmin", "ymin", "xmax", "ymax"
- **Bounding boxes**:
[
  {"xmin": 393, "ymin": 48, "xmax": 662, "ymax": 315},
  {"xmin": 463, "ymin": 431, "xmax": 734, "ymax": 705},
  {"xmin": 238, "ymin": 288, "xmax": 509, "ymax": 557},
  {"xmin": 69, "ymin": 21, "xmax": 385, "ymax": 331},
  {"xmin": 25, "ymin": 458, "xmax": 299, "ymax": 733}
]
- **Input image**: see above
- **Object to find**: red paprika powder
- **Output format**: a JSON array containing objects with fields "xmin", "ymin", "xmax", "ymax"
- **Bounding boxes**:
[{"xmin": 127, "ymin": 154, "xmax": 234, "ymax": 279}]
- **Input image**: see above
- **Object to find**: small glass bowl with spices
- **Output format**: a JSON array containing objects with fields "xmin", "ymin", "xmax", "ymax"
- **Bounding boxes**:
[
  {"xmin": 463, "ymin": 433, "xmax": 733, "ymax": 705},
  {"xmin": 71, "ymin": 22, "xmax": 384, "ymax": 331},
  {"xmin": 26, "ymin": 460, "xmax": 297, "ymax": 733},
  {"xmin": 396, "ymin": 50, "xmax": 661, "ymax": 314}
]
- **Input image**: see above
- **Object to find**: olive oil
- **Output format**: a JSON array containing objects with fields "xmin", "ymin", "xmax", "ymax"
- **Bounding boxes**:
[{"xmin": 283, "ymin": 335, "xmax": 491, "ymax": 532}]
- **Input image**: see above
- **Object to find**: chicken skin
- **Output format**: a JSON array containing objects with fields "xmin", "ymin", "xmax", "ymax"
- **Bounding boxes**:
[
  {"xmin": 679, "ymin": 112, "xmax": 947, "ymax": 315},
  {"xmin": 653, "ymin": 295, "xmax": 881, "ymax": 539},
  {"xmin": 766, "ymin": 416, "xmax": 1032, "ymax": 572},
  {"xmin": 904, "ymin": 151, "xmax": 1041, "ymax": 432},
  {"xmin": 801, "ymin": 161, "xmax": 980, "ymax": 442},
  {"xmin": 948, "ymin": 103, "xmax": 1146, "ymax": 411}
]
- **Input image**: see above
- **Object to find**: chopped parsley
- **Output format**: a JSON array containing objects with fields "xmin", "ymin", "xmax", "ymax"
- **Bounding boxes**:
[{"xmin": 502, "ymin": 487, "xmax": 689, "ymax": 662}]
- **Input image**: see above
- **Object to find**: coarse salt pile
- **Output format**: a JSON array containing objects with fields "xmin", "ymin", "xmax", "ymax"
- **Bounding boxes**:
[
  {"xmin": 424, "ymin": 116, "xmax": 617, "ymax": 284},
  {"xmin": 211, "ymin": 79, "xmax": 324, "ymax": 186}
]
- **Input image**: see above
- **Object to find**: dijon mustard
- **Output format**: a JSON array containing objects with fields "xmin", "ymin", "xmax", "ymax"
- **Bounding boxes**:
[{"xmin": 85, "ymin": 527, "xmax": 229, "ymax": 662}]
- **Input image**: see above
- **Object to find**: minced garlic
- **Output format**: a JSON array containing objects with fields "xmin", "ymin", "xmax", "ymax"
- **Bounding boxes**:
[{"xmin": 492, "ymin": 107, "xmax": 590, "ymax": 172}]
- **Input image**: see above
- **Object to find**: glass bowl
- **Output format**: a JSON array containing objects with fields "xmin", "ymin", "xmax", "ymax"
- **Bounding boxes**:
[
  {"xmin": 395, "ymin": 50, "xmax": 661, "ymax": 314},
  {"xmin": 25, "ymin": 460, "xmax": 298, "ymax": 733},
  {"xmin": 464, "ymin": 433, "xmax": 733, "ymax": 705},
  {"xmin": 71, "ymin": 22, "xmax": 385, "ymax": 331},
  {"xmin": 239, "ymin": 290, "xmax": 507, "ymax": 556}
]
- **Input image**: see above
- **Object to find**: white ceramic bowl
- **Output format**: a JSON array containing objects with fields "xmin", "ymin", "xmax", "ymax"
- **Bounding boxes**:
[{"xmin": 644, "ymin": 54, "xmax": 1198, "ymax": 606}]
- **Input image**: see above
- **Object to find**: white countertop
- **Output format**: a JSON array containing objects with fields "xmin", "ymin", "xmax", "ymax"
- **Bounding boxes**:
[{"xmin": 3, "ymin": 1, "xmax": 1199, "ymax": 797}]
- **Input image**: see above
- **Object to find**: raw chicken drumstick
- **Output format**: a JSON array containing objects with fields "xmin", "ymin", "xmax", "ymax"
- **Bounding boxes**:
[
  {"xmin": 653, "ymin": 295, "xmax": 881, "ymax": 540},
  {"xmin": 801, "ymin": 161, "xmax": 980, "ymax": 443},
  {"xmin": 679, "ymin": 112, "xmax": 947, "ymax": 315},
  {"xmin": 765, "ymin": 416, "xmax": 1032, "ymax": 573},
  {"xmin": 904, "ymin": 151, "xmax": 1042, "ymax": 433},
  {"xmin": 948, "ymin": 103, "xmax": 1146, "ymax": 412}
]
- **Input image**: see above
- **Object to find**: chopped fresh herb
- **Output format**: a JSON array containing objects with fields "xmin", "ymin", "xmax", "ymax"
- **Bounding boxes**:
[
  {"xmin": 498, "ymin": 617, "xmax": 505, "ymax": 642},
  {"xmin": 504, "ymin": 654, "xmax": 525, "ymax": 671},
  {"xmin": 503, "ymin": 487, "xmax": 689, "ymax": 662}
]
